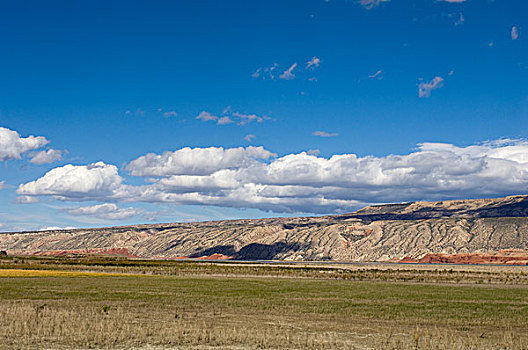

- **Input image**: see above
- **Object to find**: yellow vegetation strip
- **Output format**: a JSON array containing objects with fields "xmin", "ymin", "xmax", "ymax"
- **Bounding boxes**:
[{"xmin": 0, "ymin": 269, "xmax": 147, "ymax": 278}]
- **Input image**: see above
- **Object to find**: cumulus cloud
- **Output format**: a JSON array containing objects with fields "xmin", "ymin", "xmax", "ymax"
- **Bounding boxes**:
[
  {"xmin": 0, "ymin": 127, "xmax": 49, "ymax": 162},
  {"xmin": 18, "ymin": 140, "xmax": 528, "ymax": 214},
  {"xmin": 418, "ymin": 76, "xmax": 444, "ymax": 98},
  {"xmin": 280, "ymin": 63, "xmax": 297, "ymax": 80},
  {"xmin": 67, "ymin": 203, "xmax": 143, "ymax": 220},
  {"xmin": 313, "ymin": 131, "xmax": 338, "ymax": 137},
  {"xmin": 30, "ymin": 149, "xmax": 63, "ymax": 165},
  {"xmin": 306, "ymin": 57, "xmax": 321, "ymax": 70},
  {"xmin": 511, "ymin": 26, "xmax": 519, "ymax": 40},
  {"xmin": 126, "ymin": 146, "xmax": 277, "ymax": 177},
  {"xmin": 360, "ymin": 0, "xmax": 390, "ymax": 10},
  {"xmin": 17, "ymin": 161, "xmax": 125, "ymax": 201},
  {"xmin": 244, "ymin": 134, "xmax": 256, "ymax": 142}
]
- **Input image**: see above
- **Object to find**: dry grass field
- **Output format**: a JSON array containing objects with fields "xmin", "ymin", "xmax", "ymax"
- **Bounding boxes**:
[{"xmin": 0, "ymin": 256, "xmax": 527, "ymax": 349}]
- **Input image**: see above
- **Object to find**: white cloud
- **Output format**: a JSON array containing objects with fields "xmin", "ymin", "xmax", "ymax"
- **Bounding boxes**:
[
  {"xmin": 251, "ymin": 68, "xmax": 262, "ymax": 78},
  {"xmin": 418, "ymin": 76, "xmax": 444, "ymax": 98},
  {"xmin": 233, "ymin": 112, "xmax": 265, "ymax": 125},
  {"xmin": 360, "ymin": 0, "xmax": 390, "ymax": 10},
  {"xmin": 244, "ymin": 134, "xmax": 256, "ymax": 142},
  {"xmin": 15, "ymin": 196, "xmax": 39, "ymax": 204},
  {"xmin": 196, "ymin": 111, "xmax": 219, "ymax": 122},
  {"xmin": 126, "ymin": 146, "xmax": 277, "ymax": 177},
  {"xmin": 18, "ymin": 140, "xmax": 528, "ymax": 214},
  {"xmin": 511, "ymin": 26, "xmax": 519, "ymax": 40},
  {"xmin": 307, "ymin": 149, "xmax": 320, "ymax": 156},
  {"xmin": 0, "ymin": 222, "xmax": 29, "ymax": 233},
  {"xmin": 313, "ymin": 131, "xmax": 338, "ymax": 137},
  {"xmin": 17, "ymin": 161, "xmax": 125, "ymax": 201},
  {"xmin": 67, "ymin": 203, "xmax": 142, "ymax": 220},
  {"xmin": 125, "ymin": 109, "xmax": 145, "ymax": 117},
  {"xmin": 0, "ymin": 127, "xmax": 49, "ymax": 162},
  {"xmin": 280, "ymin": 63, "xmax": 297, "ymax": 80},
  {"xmin": 163, "ymin": 111, "xmax": 178, "ymax": 118},
  {"xmin": 217, "ymin": 116, "xmax": 234, "ymax": 125},
  {"xmin": 197, "ymin": 110, "xmax": 267, "ymax": 126},
  {"xmin": 256, "ymin": 60, "xmax": 318, "ymax": 80},
  {"xmin": 252, "ymin": 63, "xmax": 278, "ymax": 80},
  {"xmin": 306, "ymin": 57, "xmax": 321, "ymax": 70},
  {"xmin": 39, "ymin": 226, "xmax": 76, "ymax": 231},
  {"xmin": 368, "ymin": 70, "xmax": 383, "ymax": 79},
  {"xmin": 30, "ymin": 149, "xmax": 63, "ymax": 165}
]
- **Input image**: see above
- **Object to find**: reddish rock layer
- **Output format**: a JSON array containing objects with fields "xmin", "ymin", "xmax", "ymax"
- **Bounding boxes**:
[
  {"xmin": 398, "ymin": 256, "xmax": 419, "ymax": 263},
  {"xmin": 395, "ymin": 250, "xmax": 528, "ymax": 265},
  {"xmin": 196, "ymin": 253, "xmax": 233, "ymax": 260},
  {"xmin": 156, "ymin": 254, "xmax": 233, "ymax": 260}
]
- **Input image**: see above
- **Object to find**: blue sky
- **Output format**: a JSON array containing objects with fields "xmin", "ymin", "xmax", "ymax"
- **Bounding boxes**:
[{"xmin": 1, "ymin": 0, "xmax": 527, "ymax": 231}]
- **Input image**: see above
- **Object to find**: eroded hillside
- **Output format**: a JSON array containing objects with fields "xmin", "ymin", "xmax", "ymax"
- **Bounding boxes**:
[{"xmin": 2, "ymin": 195, "xmax": 528, "ymax": 263}]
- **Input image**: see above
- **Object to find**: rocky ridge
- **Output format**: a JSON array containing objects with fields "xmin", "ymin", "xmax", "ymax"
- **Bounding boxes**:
[{"xmin": 2, "ymin": 195, "xmax": 528, "ymax": 264}]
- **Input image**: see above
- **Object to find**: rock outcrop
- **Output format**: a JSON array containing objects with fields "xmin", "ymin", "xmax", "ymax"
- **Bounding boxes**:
[{"xmin": 2, "ymin": 195, "xmax": 528, "ymax": 264}]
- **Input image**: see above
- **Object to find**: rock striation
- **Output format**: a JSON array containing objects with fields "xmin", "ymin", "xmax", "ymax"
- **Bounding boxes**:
[{"xmin": 2, "ymin": 195, "xmax": 528, "ymax": 264}]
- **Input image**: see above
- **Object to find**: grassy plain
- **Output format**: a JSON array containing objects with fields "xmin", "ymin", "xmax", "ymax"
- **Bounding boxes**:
[{"xmin": 0, "ymin": 256, "xmax": 527, "ymax": 349}]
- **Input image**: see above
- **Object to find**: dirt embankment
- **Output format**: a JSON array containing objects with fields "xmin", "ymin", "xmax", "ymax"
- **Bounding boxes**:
[{"xmin": 394, "ymin": 249, "xmax": 528, "ymax": 265}]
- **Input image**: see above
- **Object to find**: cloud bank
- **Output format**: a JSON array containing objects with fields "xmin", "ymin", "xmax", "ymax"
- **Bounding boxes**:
[{"xmin": 16, "ymin": 140, "xmax": 528, "ymax": 214}]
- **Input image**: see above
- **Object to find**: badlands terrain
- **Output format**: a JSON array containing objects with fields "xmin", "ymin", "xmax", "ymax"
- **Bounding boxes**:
[{"xmin": 2, "ymin": 195, "xmax": 528, "ymax": 264}]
